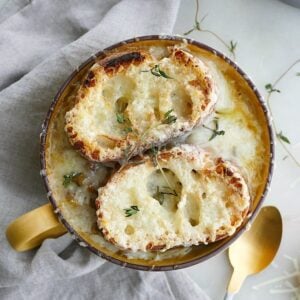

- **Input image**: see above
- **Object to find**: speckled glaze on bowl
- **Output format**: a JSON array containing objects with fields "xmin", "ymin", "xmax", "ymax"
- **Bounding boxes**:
[{"xmin": 40, "ymin": 35, "xmax": 274, "ymax": 271}]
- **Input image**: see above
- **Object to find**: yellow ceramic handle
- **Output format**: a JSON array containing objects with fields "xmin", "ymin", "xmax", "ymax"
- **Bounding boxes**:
[{"xmin": 6, "ymin": 203, "xmax": 67, "ymax": 251}]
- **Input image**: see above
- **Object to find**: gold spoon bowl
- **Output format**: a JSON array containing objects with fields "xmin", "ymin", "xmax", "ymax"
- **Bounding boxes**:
[{"xmin": 225, "ymin": 206, "xmax": 283, "ymax": 299}]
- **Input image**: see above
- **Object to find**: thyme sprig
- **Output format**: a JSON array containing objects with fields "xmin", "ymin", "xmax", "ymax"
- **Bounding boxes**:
[
  {"xmin": 229, "ymin": 41, "xmax": 237, "ymax": 54},
  {"xmin": 150, "ymin": 145, "xmax": 159, "ymax": 166},
  {"xmin": 203, "ymin": 118, "xmax": 225, "ymax": 141},
  {"xmin": 277, "ymin": 131, "xmax": 290, "ymax": 144},
  {"xmin": 142, "ymin": 64, "xmax": 173, "ymax": 79},
  {"xmin": 120, "ymin": 110, "xmax": 177, "ymax": 168},
  {"xmin": 63, "ymin": 172, "xmax": 83, "ymax": 187},
  {"xmin": 154, "ymin": 186, "xmax": 178, "ymax": 205},
  {"xmin": 124, "ymin": 127, "xmax": 133, "ymax": 133},
  {"xmin": 116, "ymin": 113, "xmax": 133, "ymax": 134},
  {"xmin": 265, "ymin": 83, "xmax": 280, "ymax": 94},
  {"xmin": 265, "ymin": 58, "xmax": 300, "ymax": 167},
  {"xmin": 124, "ymin": 206, "xmax": 139, "ymax": 217},
  {"xmin": 183, "ymin": 0, "xmax": 237, "ymax": 59},
  {"xmin": 116, "ymin": 113, "xmax": 125, "ymax": 124},
  {"xmin": 163, "ymin": 109, "xmax": 177, "ymax": 124}
]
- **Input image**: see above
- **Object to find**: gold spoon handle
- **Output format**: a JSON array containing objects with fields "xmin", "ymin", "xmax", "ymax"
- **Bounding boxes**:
[
  {"xmin": 225, "ymin": 269, "xmax": 248, "ymax": 299},
  {"xmin": 224, "ymin": 292, "xmax": 236, "ymax": 300}
]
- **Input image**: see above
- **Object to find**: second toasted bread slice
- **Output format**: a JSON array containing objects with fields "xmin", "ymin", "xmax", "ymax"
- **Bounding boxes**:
[
  {"xmin": 65, "ymin": 46, "xmax": 218, "ymax": 162},
  {"xmin": 96, "ymin": 145, "xmax": 250, "ymax": 252}
]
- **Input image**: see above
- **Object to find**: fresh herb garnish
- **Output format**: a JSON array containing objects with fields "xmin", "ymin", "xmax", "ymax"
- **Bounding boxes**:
[
  {"xmin": 229, "ymin": 41, "xmax": 237, "ymax": 55},
  {"xmin": 265, "ymin": 83, "xmax": 280, "ymax": 94},
  {"xmin": 142, "ymin": 65, "xmax": 173, "ymax": 79},
  {"xmin": 63, "ymin": 172, "xmax": 83, "ymax": 187},
  {"xmin": 151, "ymin": 65, "xmax": 173, "ymax": 79},
  {"xmin": 276, "ymin": 131, "xmax": 290, "ymax": 144},
  {"xmin": 265, "ymin": 58, "xmax": 300, "ymax": 168},
  {"xmin": 124, "ymin": 127, "xmax": 133, "ymax": 133},
  {"xmin": 116, "ymin": 113, "xmax": 133, "ymax": 135},
  {"xmin": 150, "ymin": 145, "xmax": 159, "ymax": 166},
  {"xmin": 203, "ymin": 118, "xmax": 225, "ymax": 141},
  {"xmin": 124, "ymin": 205, "xmax": 139, "ymax": 217},
  {"xmin": 154, "ymin": 186, "xmax": 178, "ymax": 205},
  {"xmin": 116, "ymin": 113, "xmax": 125, "ymax": 124},
  {"xmin": 163, "ymin": 109, "xmax": 177, "ymax": 124},
  {"xmin": 183, "ymin": 0, "xmax": 237, "ymax": 59}
]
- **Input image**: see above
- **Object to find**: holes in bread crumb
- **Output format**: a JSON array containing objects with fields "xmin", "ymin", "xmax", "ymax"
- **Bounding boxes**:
[
  {"xmin": 115, "ymin": 96, "xmax": 134, "ymax": 134},
  {"xmin": 185, "ymin": 193, "xmax": 200, "ymax": 227},
  {"xmin": 219, "ymin": 225, "xmax": 226, "ymax": 231},
  {"xmin": 147, "ymin": 168, "xmax": 182, "ymax": 212},
  {"xmin": 125, "ymin": 225, "xmax": 135, "ymax": 235},
  {"xmin": 171, "ymin": 87, "xmax": 193, "ymax": 118},
  {"xmin": 189, "ymin": 218, "xmax": 199, "ymax": 227},
  {"xmin": 97, "ymin": 135, "xmax": 118, "ymax": 149},
  {"xmin": 103, "ymin": 75, "xmax": 136, "ymax": 101},
  {"xmin": 115, "ymin": 96, "xmax": 129, "ymax": 113},
  {"xmin": 153, "ymin": 107, "xmax": 161, "ymax": 121}
]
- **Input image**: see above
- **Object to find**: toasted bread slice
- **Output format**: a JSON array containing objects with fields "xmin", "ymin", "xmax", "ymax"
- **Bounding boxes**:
[
  {"xmin": 65, "ymin": 46, "xmax": 218, "ymax": 162},
  {"xmin": 96, "ymin": 145, "xmax": 250, "ymax": 252}
]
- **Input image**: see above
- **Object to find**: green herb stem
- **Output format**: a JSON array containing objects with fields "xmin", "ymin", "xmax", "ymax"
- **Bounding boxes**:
[
  {"xmin": 63, "ymin": 172, "xmax": 83, "ymax": 187},
  {"xmin": 143, "ymin": 64, "xmax": 173, "ymax": 79},
  {"xmin": 265, "ymin": 58, "xmax": 300, "ymax": 168},
  {"xmin": 116, "ymin": 113, "xmax": 125, "ymax": 124},
  {"xmin": 203, "ymin": 119, "xmax": 225, "ymax": 141},
  {"xmin": 163, "ymin": 109, "xmax": 177, "ymax": 124},
  {"xmin": 183, "ymin": 0, "xmax": 237, "ymax": 59},
  {"xmin": 154, "ymin": 186, "xmax": 178, "ymax": 205}
]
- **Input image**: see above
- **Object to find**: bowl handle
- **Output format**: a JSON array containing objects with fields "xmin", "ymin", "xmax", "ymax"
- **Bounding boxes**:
[{"xmin": 6, "ymin": 203, "xmax": 67, "ymax": 251}]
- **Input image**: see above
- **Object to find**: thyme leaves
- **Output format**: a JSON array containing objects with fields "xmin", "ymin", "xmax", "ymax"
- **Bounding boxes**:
[
  {"xmin": 63, "ymin": 172, "xmax": 83, "ymax": 187},
  {"xmin": 154, "ymin": 186, "xmax": 178, "ymax": 205},
  {"xmin": 203, "ymin": 119, "xmax": 225, "ymax": 141},
  {"xmin": 277, "ymin": 131, "xmax": 290, "ymax": 144},
  {"xmin": 142, "ymin": 64, "xmax": 173, "ymax": 79},
  {"xmin": 265, "ymin": 59, "xmax": 300, "ymax": 167},
  {"xmin": 124, "ymin": 206, "xmax": 139, "ymax": 217},
  {"xmin": 183, "ymin": 0, "xmax": 237, "ymax": 59},
  {"xmin": 265, "ymin": 83, "xmax": 280, "ymax": 94},
  {"xmin": 163, "ymin": 109, "xmax": 177, "ymax": 124}
]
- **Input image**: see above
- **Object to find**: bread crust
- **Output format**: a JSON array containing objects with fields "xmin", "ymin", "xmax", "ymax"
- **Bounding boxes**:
[
  {"xmin": 96, "ymin": 145, "xmax": 251, "ymax": 252},
  {"xmin": 65, "ymin": 46, "xmax": 218, "ymax": 162}
]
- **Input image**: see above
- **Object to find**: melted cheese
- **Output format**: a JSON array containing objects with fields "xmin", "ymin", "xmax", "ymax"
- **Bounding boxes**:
[
  {"xmin": 98, "ymin": 146, "xmax": 250, "ymax": 252},
  {"xmin": 65, "ymin": 47, "xmax": 218, "ymax": 162},
  {"xmin": 45, "ymin": 41, "xmax": 270, "ymax": 263}
]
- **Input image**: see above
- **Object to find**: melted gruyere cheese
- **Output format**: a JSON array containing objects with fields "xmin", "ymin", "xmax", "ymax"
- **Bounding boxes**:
[{"xmin": 45, "ymin": 40, "xmax": 270, "ymax": 265}]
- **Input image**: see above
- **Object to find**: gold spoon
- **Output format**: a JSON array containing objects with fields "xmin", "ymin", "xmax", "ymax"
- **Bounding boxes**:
[{"xmin": 224, "ymin": 206, "xmax": 282, "ymax": 299}]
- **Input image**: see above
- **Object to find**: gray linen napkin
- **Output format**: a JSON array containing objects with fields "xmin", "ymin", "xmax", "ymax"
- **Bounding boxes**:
[{"xmin": 0, "ymin": 0, "xmax": 210, "ymax": 299}]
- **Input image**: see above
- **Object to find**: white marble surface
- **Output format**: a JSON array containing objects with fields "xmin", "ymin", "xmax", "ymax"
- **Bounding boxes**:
[
  {"xmin": 173, "ymin": 0, "xmax": 300, "ymax": 299},
  {"xmin": 1, "ymin": 0, "xmax": 299, "ymax": 299}
]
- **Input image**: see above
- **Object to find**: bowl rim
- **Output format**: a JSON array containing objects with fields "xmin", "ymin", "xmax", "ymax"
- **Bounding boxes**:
[{"xmin": 40, "ymin": 34, "xmax": 275, "ymax": 271}]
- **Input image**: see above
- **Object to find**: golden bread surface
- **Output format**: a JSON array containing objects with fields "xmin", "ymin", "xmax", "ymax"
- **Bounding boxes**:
[
  {"xmin": 96, "ymin": 145, "xmax": 250, "ymax": 252},
  {"xmin": 65, "ymin": 46, "xmax": 218, "ymax": 162}
]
